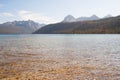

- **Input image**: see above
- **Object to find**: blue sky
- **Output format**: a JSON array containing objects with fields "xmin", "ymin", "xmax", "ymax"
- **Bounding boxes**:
[{"xmin": 0, "ymin": 0, "xmax": 120, "ymax": 24}]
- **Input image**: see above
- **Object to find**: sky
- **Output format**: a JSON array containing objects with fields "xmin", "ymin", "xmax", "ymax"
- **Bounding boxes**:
[{"xmin": 0, "ymin": 0, "xmax": 120, "ymax": 24}]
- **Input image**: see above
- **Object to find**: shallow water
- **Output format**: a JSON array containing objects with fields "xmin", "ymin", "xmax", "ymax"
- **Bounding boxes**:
[{"xmin": 0, "ymin": 34, "xmax": 120, "ymax": 80}]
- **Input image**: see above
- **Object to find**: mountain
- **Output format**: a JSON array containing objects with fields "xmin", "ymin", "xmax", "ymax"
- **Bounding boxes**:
[
  {"xmin": 62, "ymin": 14, "xmax": 113, "ymax": 22},
  {"xmin": 76, "ymin": 15, "xmax": 99, "ymax": 21},
  {"xmin": 103, "ymin": 14, "xmax": 112, "ymax": 18},
  {"xmin": 62, "ymin": 15, "xmax": 76, "ymax": 22},
  {"xmin": 0, "ymin": 20, "xmax": 45, "ymax": 34},
  {"xmin": 62, "ymin": 15, "xmax": 99, "ymax": 22},
  {"xmin": 34, "ymin": 15, "xmax": 120, "ymax": 34}
]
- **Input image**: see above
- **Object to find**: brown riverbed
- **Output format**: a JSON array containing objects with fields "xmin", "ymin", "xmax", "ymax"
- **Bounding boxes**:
[{"xmin": 0, "ymin": 52, "xmax": 120, "ymax": 80}]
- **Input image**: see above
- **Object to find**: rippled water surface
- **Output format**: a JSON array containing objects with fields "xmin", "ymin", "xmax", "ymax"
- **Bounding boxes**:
[{"xmin": 0, "ymin": 34, "xmax": 120, "ymax": 79}]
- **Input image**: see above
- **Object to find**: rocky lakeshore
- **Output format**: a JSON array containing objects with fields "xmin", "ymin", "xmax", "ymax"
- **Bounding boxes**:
[{"xmin": 0, "ymin": 52, "xmax": 120, "ymax": 80}]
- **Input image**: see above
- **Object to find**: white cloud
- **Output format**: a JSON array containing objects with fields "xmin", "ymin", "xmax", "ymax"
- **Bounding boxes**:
[
  {"xmin": 0, "ymin": 12, "xmax": 14, "ymax": 17},
  {"xmin": 18, "ymin": 10, "xmax": 57, "ymax": 24},
  {"xmin": 2, "ymin": 12, "xmax": 14, "ymax": 17}
]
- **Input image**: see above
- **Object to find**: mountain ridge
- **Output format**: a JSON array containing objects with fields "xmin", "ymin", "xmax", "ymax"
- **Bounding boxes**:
[
  {"xmin": 0, "ymin": 20, "xmax": 45, "ymax": 34},
  {"xmin": 34, "ymin": 15, "xmax": 120, "ymax": 34},
  {"xmin": 62, "ymin": 14, "xmax": 112, "ymax": 22}
]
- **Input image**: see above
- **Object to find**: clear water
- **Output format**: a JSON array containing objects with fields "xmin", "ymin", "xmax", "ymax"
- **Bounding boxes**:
[{"xmin": 0, "ymin": 34, "xmax": 120, "ymax": 74}]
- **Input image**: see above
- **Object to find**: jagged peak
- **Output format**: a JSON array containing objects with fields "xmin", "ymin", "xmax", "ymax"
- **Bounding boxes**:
[
  {"xmin": 65, "ymin": 15, "xmax": 75, "ymax": 18},
  {"xmin": 104, "ymin": 14, "xmax": 112, "ymax": 18},
  {"xmin": 62, "ymin": 15, "xmax": 76, "ymax": 22},
  {"xmin": 90, "ymin": 15, "xmax": 99, "ymax": 18}
]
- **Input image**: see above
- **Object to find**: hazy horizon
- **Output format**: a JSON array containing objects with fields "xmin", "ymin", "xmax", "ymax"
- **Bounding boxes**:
[{"xmin": 0, "ymin": 0, "xmax": 120, "ymax": 24}]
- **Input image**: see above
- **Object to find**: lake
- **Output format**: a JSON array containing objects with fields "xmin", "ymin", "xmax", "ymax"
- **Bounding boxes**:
[{"xmin": 0, "ymin": 34, "xmax": 120, "ymax": 80}]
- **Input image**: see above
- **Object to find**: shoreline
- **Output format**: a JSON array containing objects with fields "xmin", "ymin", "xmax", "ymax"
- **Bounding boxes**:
[{"xmin": 0, "ymin": 52, "xmax": 120, "ymax": 80}]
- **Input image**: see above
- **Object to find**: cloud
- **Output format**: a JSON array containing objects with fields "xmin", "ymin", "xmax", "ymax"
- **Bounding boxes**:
[
  {"xmin": 0, "ymin": 12, "xmax": 14, "ymax": 17},
  {"xmin": 2, "ymin": 13, "xmax": 14, "ymax": 17},
  {"xmin": 18, "ymin": 10, "xmax": 57, "ymax": 24}
]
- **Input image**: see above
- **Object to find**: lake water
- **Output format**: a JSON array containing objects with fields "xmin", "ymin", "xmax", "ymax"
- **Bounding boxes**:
[{"xmin": 0, "ymin": 34, "xmax": 120, "ymax": 79}]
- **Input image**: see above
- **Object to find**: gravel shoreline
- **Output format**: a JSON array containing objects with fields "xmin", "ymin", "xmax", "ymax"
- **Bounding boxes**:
[{"xmin": 0, "ymin": 52, "xmax": 120, "ymax": 80}]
